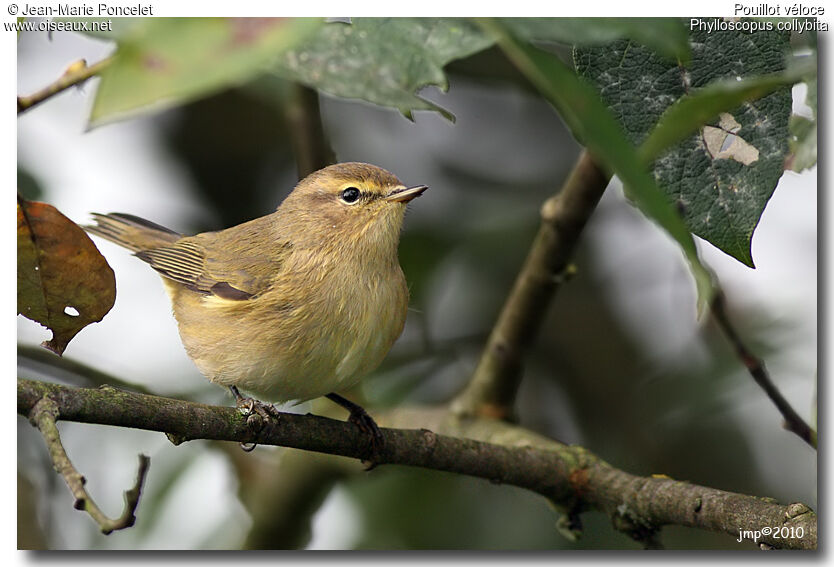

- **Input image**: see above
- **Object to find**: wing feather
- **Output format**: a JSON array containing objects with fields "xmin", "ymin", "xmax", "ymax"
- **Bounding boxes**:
[{"xmin": 135, "ymin": 216, "xmax": 287, "ymax": 301}]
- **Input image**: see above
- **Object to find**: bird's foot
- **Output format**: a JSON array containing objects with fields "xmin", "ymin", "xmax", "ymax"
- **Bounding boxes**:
[
  {"xmin": 230, "ymin": 386, "xmax": 280, "ymax": 451},
  {"xmin": 326, "ymin": 393, "xmax": 384, "ymax": 467}
]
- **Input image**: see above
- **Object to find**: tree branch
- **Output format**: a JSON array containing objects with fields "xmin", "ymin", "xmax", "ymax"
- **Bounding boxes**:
[
  {"xmin": 18, "ymin": 378, "xmax": 816, "ymax": 549},
  {"xmin": 25, "ymin": 394, "xmax": 149, "ymax": 535},
  {"xmin": 710, "ymin": 289, "xmax": 817, "ymax": 449},
  {"xmin": 452, "ymin": 150, "xmax": 611, "ymax": 420},
  {"xmin": 17, "ymin": 57, "xmax": 112, "ymax": 114}
]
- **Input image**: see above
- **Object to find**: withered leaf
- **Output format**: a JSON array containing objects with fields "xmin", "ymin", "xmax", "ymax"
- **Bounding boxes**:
[{"xmin": 17, "ymin": 196, "xmax": 116, "ymax": 355}]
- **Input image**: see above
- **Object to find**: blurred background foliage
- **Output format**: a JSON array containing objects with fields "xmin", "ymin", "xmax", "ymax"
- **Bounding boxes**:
[{"xmin": 17, "ymin": 18, "xmax": 816, "ymax": 550}]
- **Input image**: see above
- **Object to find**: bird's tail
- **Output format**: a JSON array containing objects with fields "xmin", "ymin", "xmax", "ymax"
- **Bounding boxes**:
[{"xmin": 85, "ymin": 212, "xmax": 181, "ymax": 252}]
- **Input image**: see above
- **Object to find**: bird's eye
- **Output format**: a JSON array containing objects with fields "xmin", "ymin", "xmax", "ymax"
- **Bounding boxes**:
[{"xmin": 340, "ymin": 187, "xmax": 361, "ymax": 204}]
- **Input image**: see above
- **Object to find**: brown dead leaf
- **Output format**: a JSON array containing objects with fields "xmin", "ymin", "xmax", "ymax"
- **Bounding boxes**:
[{"xmin": 17, "ymin": 196, "xmax": 116, "ymax": 355}]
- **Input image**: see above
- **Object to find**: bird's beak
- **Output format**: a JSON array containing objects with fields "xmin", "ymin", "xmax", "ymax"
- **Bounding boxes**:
[{"xmin": 384, "ymin": 184, "xmax": 428, "ymax": 203}]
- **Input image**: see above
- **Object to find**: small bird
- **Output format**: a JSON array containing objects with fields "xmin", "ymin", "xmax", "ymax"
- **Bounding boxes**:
[{"xmin": 86, "ymin": 162, "xmax": 427, "ymax": 446}]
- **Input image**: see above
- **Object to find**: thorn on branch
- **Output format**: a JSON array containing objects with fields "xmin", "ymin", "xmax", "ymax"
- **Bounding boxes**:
[
  {"xmin": 165, "ymin": 432, "xmax": 186, "ymax": 446},
  {"xmin": 27, "ymin": 395, "xmax": 150, "ymax": 535}
]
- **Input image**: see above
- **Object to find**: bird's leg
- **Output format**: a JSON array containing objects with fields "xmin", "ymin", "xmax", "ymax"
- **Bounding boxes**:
[
  {"xmin": 326, "ymin": 393, "xmax": 384, "ymax": 459},
  {"xmin": 229, "ymin": 386, "xmax": 280, "ymax": 452}
]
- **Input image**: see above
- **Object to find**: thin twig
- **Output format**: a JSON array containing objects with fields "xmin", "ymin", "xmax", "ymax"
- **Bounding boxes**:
[
  {"xmin": 17, "ymin": 343, "xmax": 156, "ymax": 395},
  {"xmin": 18, "ymin": 378, "xmax": 817, "ymax": 549},
  {"xmin": 26, "ymin": 395, "xmax": 150, "ymax": 534},
  {"xmin": 710, "ymin": 289, "xmax": 817, "ymax": 449},
  {"xmin": 283, "ymin": 83, "xmax": 335, "ymax": 178},
  {"xmin": 452, "ymin": 150, "xmax": 611, "ymax": 420},
  {"xmin": 17, "ymin": 57, "xmax": 112, "ymax": 115}
]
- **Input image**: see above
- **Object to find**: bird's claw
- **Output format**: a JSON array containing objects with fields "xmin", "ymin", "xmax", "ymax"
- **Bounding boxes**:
[
  {"xmin": 350, "ymin": 411, "xmax": 384, "ymax": 470},
  {"xmin": 324, "ymin": 393, "xmax": 384, "ymax": 467},
  {"xmin": 229, "ymin": 386, "xmax": 280, "ymax": 451}
]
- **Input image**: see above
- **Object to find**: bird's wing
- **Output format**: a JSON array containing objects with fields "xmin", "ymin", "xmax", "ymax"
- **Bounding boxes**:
[{"xmin": 137, "ymin": 218, "xmax": 288, "ymax": 301}]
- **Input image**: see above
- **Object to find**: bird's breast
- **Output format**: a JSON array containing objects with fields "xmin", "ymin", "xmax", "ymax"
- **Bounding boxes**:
[{"xmin": 167, "ymin": 257, "xmax": 409, "ymax": 403}]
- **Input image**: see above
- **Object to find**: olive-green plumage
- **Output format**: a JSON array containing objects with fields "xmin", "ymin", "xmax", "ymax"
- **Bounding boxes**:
[{"xmin": 86, "ymin": 162, "xmax": 427, "ymax": 403}]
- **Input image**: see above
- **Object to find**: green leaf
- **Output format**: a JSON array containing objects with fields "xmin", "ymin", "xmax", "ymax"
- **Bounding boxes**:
[
  {"xmin": 90, "ymin": 18, "xmax": 321, "ymax": 125},
  {"xmin": 640, "ymin": 59, "xmax": 814, "ymax": 163},
  {"xmin": 575, "ymin": 22, "xmax": 794, "ymax": 267},
  {"xmin": 272, "ymin": 18, "xmax": 493, "ymax": 121},
  {"xmin": 481, "ymin": 19, "xmax": 714, "ymax": 312},
  {"xmin": 269, "ymin": 18, "xmax": 688, "ymax": 121},
  {"xmin": 502, "ymin": 18, "xmax": 690, "ymax": 62}
]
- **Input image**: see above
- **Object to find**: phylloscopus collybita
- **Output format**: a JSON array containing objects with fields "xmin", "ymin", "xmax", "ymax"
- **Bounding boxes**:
[{"xmin": 86, "ymin": 162, "xmax": 427, "ymax": 444}]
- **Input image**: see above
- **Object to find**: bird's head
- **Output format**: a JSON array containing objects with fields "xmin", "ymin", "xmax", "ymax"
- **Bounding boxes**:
[{"xmin": 278, "ymin": 162, "xmax": 427, "ymax": 257}]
